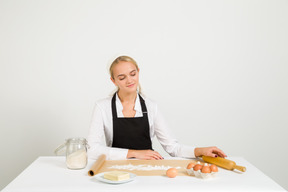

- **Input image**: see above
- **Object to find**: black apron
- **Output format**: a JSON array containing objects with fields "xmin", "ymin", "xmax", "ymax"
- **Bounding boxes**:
[{"xmin": 111, "ymin": 93, "xmax": 153, "ymax": 150}]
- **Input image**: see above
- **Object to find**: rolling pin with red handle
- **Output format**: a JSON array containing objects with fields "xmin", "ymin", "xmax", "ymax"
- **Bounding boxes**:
[{"xmin": 202, "ymin": 156, "xmax": 246, "ymax": 172}]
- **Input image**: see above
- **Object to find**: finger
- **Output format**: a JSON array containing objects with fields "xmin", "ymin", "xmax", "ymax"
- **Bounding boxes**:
[
  {"xmin": 145, "ymin": 154, "xmax": 155, "ymax": 160},
  {"xmin": 215, "ymin": 148, "xmax": 226, "ymax": 158},
  {"xmin": 207, "ymin": 151, "xmax": 217, "ymax": 157},
  {"xmin": 148, "ymin": 154, "xmax": 158, "ymax": 160},
  {"xmin": 213, "ymin": 148, "xmax": 226, "ymax": 158},
  {"xmin": 143, "ymin": 151, "xmax": 158, "ymax": 160},
  {"xmin": 205, "ymin": 149, "xmax": 218, "ymax": 157},
  {"xmin": 150, "ymin": 153, "xmax": 160, "ymax": 160},
  {"xmin": 152, "ymin": 151, "xmax": 163, "ymax": 160},
  {"xmin": 147, "ymin": 150, "xmax": 160, "ymax": 159}
]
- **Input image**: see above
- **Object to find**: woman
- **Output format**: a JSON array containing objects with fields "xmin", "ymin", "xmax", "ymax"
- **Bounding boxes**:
[{"xmin": 87, "ymin": 55, "xmax": 227, "ymax": 160}]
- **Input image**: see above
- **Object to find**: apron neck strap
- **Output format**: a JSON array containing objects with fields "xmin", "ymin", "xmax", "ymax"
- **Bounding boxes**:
[{"xmin": 111, "ymin": 93, "xmax": 147, "ymax": 118}]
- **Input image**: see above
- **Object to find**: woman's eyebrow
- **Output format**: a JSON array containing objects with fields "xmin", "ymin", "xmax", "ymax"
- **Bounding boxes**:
[
  {"xmin": 117, "ymin": 70, "xmax": 136, "ymax": 78},
  {"xmin": 117, "ymin": 74, "xmax": 125, "ymax": 78}
]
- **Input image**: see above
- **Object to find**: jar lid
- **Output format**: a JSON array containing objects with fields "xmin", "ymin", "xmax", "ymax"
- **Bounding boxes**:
[{"xmin": 66, "ymin": 137, "xmax": 87, "ymax": 144}]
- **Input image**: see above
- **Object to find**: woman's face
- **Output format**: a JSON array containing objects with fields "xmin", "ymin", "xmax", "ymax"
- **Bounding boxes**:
[{"xmin": 111, "ymin": 61, "xmax": 139, "ymax": 94}]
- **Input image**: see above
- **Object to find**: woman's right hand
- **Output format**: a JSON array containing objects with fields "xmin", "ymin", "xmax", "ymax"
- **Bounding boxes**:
[
  {"xmin": 127, "ymin": 149, "xmax": 164, "ymax": 160},
  {"xmin": 194, "ymin": 146, "xmax": 227, "ymax": 158}
]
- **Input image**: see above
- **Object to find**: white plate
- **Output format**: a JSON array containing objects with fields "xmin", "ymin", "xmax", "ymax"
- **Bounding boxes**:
[{"xmin": 94, "ymin": 172, "xmax": 137, "ymax": 184}]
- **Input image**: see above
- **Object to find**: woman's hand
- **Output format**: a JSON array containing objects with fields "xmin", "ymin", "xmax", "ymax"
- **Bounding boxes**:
[
  {"xmin": 194, "ymin": 146, "xmax": 227, "ymax": 158},
  {"xmin": 127, "ymin": 149, "xmax": 164, "ymax": 160}
]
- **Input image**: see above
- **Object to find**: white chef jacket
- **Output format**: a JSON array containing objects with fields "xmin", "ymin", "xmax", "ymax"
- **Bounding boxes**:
[{"xmin": 87, "ymin": 93, "xmax": 196, "ymax": 160}]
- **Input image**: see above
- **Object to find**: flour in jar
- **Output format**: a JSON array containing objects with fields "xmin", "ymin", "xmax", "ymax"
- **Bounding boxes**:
[{"xmin": 66, "ymin": 149, "xmax": 87, "ymax": 169}]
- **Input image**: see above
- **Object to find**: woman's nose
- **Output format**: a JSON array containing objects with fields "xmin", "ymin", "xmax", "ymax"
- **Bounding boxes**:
[{"xmin": 126, "ymin": 76, "xmax": 132, "ymax": 83}]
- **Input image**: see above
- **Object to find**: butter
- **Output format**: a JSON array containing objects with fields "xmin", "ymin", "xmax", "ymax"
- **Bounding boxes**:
[{"xmin": 103, "ymin": 171, "xmax": 130, "ymax": 181}]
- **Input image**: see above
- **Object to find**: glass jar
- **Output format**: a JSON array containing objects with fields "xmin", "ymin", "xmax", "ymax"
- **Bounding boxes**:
[{"xmin": 55, "ymin": 138, "xmax": 88, "ymax": 169}]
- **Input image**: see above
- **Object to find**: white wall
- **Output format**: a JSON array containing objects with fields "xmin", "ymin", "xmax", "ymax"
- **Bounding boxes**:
[{"xmin": 0, "ymin": 0, "xmax": 287, "ymax": 190}]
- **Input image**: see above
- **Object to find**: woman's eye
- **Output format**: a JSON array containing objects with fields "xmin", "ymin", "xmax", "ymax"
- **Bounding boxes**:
[
  {"xmin": 131, "ymin": 73, "xmax": 136, "ymax": 76},
  {"xmin": 118, "ymin": 76, "xmax": 125, "ymax": 81}
]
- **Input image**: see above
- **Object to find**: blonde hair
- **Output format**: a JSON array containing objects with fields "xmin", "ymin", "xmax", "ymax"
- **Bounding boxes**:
[{"xmin": 109, "ymin": 55, "xmax": 142, "ymax": 94}]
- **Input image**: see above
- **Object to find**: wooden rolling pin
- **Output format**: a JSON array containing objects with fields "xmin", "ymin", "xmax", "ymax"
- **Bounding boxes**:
[{"xmin": 202, "ymin": 156, "xmax": 246, "ymax": 172}]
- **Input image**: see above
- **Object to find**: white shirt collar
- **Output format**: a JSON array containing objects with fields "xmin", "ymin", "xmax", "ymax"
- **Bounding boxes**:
[{"xmin": 115, "ymin": 93, "xmax": 142, "ymax": 117}]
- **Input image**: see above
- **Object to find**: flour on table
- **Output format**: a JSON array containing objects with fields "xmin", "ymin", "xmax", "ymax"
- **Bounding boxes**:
[{"xmin": 108, "ymin": 164, "xmax": 181, "ymax": 171}]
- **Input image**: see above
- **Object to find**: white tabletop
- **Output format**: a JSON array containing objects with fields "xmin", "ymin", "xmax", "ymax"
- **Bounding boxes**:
[{"xmin": 1, "ymin": 156, "xmax": 286, "ymax": 192}]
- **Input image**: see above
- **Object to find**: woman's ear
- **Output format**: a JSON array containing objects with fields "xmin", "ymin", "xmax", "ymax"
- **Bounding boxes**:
[{"xmin": 110, "ymin": 77, "xmax": 116, "ymax": 86}]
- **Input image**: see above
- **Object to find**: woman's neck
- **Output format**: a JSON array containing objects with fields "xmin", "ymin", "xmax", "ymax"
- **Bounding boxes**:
[{"xmin": 117, "ymin": 91, "xmax": 137, "ymax": 103}]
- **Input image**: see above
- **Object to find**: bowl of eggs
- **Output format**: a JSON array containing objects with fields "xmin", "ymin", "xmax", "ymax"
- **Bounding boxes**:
[{"xmin": 186, "ymin": 161, "xmax": 218, "ymax": 179}]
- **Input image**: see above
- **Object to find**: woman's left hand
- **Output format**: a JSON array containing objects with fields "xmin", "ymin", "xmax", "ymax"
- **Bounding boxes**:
[{"xmin": 194, "ymin": 146, "xmax": 227, "ymax": 158}]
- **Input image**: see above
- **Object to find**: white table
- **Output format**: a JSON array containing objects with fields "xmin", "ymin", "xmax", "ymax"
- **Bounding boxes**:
[{"xmin": 1, "ymin": 156, "xmax": 286, "ymax": 192}]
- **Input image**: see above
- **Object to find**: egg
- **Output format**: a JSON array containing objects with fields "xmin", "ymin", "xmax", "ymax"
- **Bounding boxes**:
[
  {"xmin": 186, "ymin": 162, "xmax": 196, "ymax": 169},
  {"xmin": 201, "ymin": 163, "xmax": 211, "ymax": 173},
  {"xmin": 210, "ymin": 164, "xmax": 218, "ymax": 172},
  {"xmin": 193, "ymin": 164, "xmax": 203, "ymax": 171},
  {"xmin": 166, "ymin": 168, "xmax": 178, "ymax": 178}
]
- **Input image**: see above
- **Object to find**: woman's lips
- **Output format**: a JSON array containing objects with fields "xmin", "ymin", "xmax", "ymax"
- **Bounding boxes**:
[{"xmin": 127, "ymin": 84, "xmax": 135, "ymax": 88}]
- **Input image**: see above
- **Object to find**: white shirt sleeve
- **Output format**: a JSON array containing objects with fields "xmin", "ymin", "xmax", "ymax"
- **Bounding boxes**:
[
  {"xmin": 87, "ymin": 102, "xmax": 128, "ymax": 160},
  {"xmin": 153, "ymin": 104, "xmax": 196, "ymax": 158}
]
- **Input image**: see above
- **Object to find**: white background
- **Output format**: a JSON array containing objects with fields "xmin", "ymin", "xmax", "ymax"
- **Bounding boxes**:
[{"xmin": 0, "ymin": 0, "xmax": 287, "ymax": 190}]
